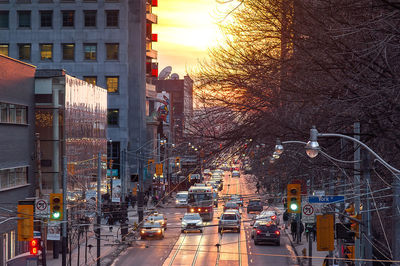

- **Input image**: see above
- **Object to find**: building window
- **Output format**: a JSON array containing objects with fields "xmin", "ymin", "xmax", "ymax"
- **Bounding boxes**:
[
  {"xmin": 106, "ymin": 10, "xmax": 119, "ymax": 27},
  {"xmin": 0, "ymin": 103, "xmax": 27, "ymax": 124},
  {"xmin": 106, "ymin": 76, "xmax": 119, "ymax": 93},
  {"xmin": 83, "ymin": 76, "xmax": 96, "ymax": 86},
  {"xmin": 107, "ymin": 109, "xmax": 119, "ymax": 126},
  {"xmin": 3, "ymin": 233, "xmax": 8, "ymax": 265},
  {"xmin": 18, "ymin": 44, "xmax": 31, "ymax": 61},
  {"xmin": 40, "ymin": 10, "xmax": 52, "ymax": 27},
  {"xmin": 0, "ymin": 11, "xmax": 9, "ymax": 29},
  {"xmin": 0, "ymin": 44, "xmax": 8, "ymax": 56},
  {"xmin": 10, "ymin": 231, "xmax": 15, "ymax": 259},
  {"xmin": 84, "ymin": 10, "xmax": 96, "ymax": 27},
  {"xmin": 62, "ymin": 10, "xmax": 74, "ymax": 27},
  {"xmin": 62, "ymin": 44, "xmax": 74, "ymax": 60},
  {"xmin": 18, "ymin": 11, "xmax": 31, "ymax": 28},
  {"xmin": 0, "ymin": 167, "xmax": 28, "ymax": 190},
  {"xmin": 106, "ymin": 43, "xmax": 119, "ymax": 60},
  {"xmin": 40, "ymin": 44, "xmax": 52, "ymax": 60},
  {"xmin": 83, "ymin": 44, "xmax": 96, "ymax": 60}
]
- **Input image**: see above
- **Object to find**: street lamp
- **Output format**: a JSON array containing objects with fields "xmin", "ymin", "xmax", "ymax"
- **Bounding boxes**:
[
  {"xmin": 305, "ymin": 126, "xmax": 320, "ymax": 158},
  {"xmin": 274, "ymin": 138, "xmax": 284, "ymax": 155},
  {"xmin": 272, "ymin": 151, "xmax": 280, "ymax": 159}
]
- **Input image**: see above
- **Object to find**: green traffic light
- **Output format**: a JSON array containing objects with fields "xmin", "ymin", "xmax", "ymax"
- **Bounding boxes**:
[
  {"xmin": 52, "ymin": 212, "xmax": 61, "ymax": 219},
  {"xmin": 290, "ymin": 203, "xmax": 298, "ymax": 211}
]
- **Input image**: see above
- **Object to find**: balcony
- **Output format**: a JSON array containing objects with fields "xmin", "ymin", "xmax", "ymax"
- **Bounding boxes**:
[
  {"xmin": 146, "ymin": 49, "xmax": 158, "ymax": 59},
  {"xmin": 146, "ymin": 13, "xmax": 158, "ymax": 24}
]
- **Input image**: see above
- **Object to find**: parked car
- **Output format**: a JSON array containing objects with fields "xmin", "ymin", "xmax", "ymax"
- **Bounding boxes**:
[
  {"xmin": 140, "ymin": 221, "xmax": 165, "ymax": 240},
  {"xmin": 247, "ymin": 199, "xmax": 263, "ymax": 213},
  {"xmin": 218, "ymin": 211, "xmax": 241, "ymax": 233},
  {"xmin": 146, "ymin": 212, "xmax": 167, "ymax": 230},
  {"xmin": 224, "ymin": 201, "xmax": 239, "ymax": 212},
  {"xmin": 181, "ymin": 213, "xmax": 203, "ymax": 233},
  {"xmin": 253, "ymin": 222, "xmax": 280, "ymax": 246},
  {"xmin": 175, "ymin": 191, "xmax": 189, "ymax": 207}
]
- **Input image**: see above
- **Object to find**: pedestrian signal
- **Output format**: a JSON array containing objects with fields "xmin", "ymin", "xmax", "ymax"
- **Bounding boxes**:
[{"xmin": 30, "ymin": 239, "xmax": 40, "ymax": 255}]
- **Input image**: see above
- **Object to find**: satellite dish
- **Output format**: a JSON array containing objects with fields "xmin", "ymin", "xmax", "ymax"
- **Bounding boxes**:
[
  {"xmin": 158, "ymin": 66, "xmax": 172, "ymax": 80},
  {"xmin": 170, "ymin": 73, "xmax": 180, "ymax": 80}
]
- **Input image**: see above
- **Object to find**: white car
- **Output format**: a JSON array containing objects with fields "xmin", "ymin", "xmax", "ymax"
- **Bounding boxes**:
[
  {"xmin": 232, "ymin": 170, "xmax": 240, "ymax": 178},
  {"xmin": 225, "ymin": 208, "xmax": 241, "ymax": 220},
  {"xmin": 181, "ymin": 213, "xmax": 203, "ymax": 233},
  {"xmin": 175, "ymin": 191, "xmax": 188, "ymax": 207},
  {"xmin": 257, "ymin": 210, "xmax": 280, "ymax": 225}
]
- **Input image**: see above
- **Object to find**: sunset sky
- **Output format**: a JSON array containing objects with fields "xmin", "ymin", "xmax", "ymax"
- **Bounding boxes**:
[{"xmin": 153, "ymin": 0, "xmax": 230, "ymax": 78}]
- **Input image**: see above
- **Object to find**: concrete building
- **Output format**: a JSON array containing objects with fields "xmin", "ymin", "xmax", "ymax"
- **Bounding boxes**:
[
  {"xmin": 0, "ymin": 55, "xmax": 36, "ymax": 265},
  {"xmin": 0, "ymin": 0, "xmax": 158, "ymax": 190}
]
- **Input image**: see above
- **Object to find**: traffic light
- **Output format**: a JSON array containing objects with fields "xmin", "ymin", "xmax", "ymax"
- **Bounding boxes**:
[
  {"xmin": 343, "ymin": 245, "xmax": 355, "ymax": 262},
  {"xmin": 287, "ymin": 184, "xmax": 301, "ymax": 213},
  {"xmin": 155, "ymin": 163, "xmax": 163, "ymax": 176},
  {"xmin": 17, "ymin": 203, "xmax": 33, "ymax": 241},
  {"xmin": 345, "ymin": 203, "xmax": 360, "ymax": 238},
  {"xmin": 175, "ymin": 157, "xmax": 180, "ymax": 167},
  {"xmin": 50, "ymin": 193, "xmax": 63, "ymax": 220},
  {"xmin": 30, "ymin": 239, "xmax": 40, "ymax": 255}
]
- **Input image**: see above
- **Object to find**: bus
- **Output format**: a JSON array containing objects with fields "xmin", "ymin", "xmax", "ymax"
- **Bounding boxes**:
[{"xmin": 187, "ymin": 185, "xmax": 214, "ymax": 221}]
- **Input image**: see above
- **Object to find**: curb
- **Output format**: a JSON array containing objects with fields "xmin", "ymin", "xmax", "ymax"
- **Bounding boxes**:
[{"xmin": 284, "ymin": 228, "xmax": 304, "ymax": 266}]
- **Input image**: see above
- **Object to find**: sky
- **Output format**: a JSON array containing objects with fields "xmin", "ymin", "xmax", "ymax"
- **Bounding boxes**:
[{"xmin": 153, "ymin": 0, "xmax": 227, "ymax": 78}]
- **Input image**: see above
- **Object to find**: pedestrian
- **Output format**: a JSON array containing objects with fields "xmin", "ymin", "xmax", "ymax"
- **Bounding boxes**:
[
  {"xmin": 256, "ymin": 182, "xmax": 261, "ymax": 193},
  {"xmin": 290, "ymin": 220, "xmax": 297, "ymax": 242},
  {"xmin": 283, "ymin": 210, "xmax": 289, "ymax": 229},
  {"xmin": 107, "ymin": 214, "xmax": 114, "ymax": 232},
  {"xmin": 131, "ymin": 194, "xmax": 137, "ymax": 208},
  {"xmin": 299, "ymin": 222, "xmax": 304, "ymax": 243}
]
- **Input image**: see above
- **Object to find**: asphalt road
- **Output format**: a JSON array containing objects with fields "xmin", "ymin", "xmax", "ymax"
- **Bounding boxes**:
[{"xmin": 112, "ymin": 170, "xmax": 299, "ymax": 266}]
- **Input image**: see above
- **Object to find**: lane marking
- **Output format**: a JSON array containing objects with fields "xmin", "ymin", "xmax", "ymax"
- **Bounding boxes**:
[{"xmin": 167, "ymin": 234, "xmax": 187, "ymax": 266}]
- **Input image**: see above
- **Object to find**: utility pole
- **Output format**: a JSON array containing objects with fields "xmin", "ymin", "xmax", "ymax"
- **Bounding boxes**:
[
  {"xmin": 96, "ymin": 153, "xmax": 101, "ymax": 266},
  {"xmin": 62, "ymin": 156, "xmax": 67, "ymax": 266},
  {"xmin": 361, "ymin": 151, "xmax": 372, "ymax": 266},
  {"xmin": 393, "ymin": 174, "xmax": 400, "ymax": 263},
  {"xmin": 52, "ymin": 87, "xmax": 60, "ymax": 259},
  {"xmin": 353, "ymin": 122, "xmax": 361, "ymax": 265}
]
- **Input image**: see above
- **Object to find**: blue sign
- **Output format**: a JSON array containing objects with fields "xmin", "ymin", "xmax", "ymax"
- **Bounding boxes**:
[{"xmin": 308, "ymin": 196, "xmax": 345, "ymax": 203}]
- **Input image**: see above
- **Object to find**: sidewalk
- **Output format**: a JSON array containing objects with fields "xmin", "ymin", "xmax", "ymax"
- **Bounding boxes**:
[
  {"xmin": 284, "ymin": 226, "xmax": 328, "ymax": 266},
  {"xmin": 45, "ymin": 197, "xmax": 171, "ymax": 266}
]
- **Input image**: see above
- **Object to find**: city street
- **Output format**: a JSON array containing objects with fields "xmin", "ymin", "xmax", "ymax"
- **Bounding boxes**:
[{"xmin": 113, "ymin": 171, "xmax": 299, "ymax": 266}]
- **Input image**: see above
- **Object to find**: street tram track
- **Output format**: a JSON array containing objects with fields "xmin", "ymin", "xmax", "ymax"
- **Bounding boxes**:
[{"xmin": 167, "ymin": 233, "xmax": 187, "ymax": 266}]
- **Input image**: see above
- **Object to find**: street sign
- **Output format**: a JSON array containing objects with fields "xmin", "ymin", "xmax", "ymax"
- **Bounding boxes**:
[
  {"xmin": 107, "ymin": 169, "xmax": 119, "ymax": 177},
  {"xmin": 308, "ymin": 196, "xmax": 344, "ymax": 204},
  {"xmin": 313, "ymin": 190, "xmax": 325, "ymax": 196},
  {"xmin": 47, "ymin": 221, "xmax": 60, "ymax": 240},
  {"xmin": 302, "ymin": 203, "xmax": 315, "ymax": 223},
  {"xmin": 35, "ymin": 198, "xmax": 50, "ymax": 218}
]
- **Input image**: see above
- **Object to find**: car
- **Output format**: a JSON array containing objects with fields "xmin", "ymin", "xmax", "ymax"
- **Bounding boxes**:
[
  {"xmin": 253, "ymin": 222, "xmax": 280, "ymax": 246},
  {"xmin": 181, "ymin": 213, "xmax": 203, "ymax": 233},
  {"xmin": 250, "ymin": 218, "xmax": 273, "ymax": 238},
  {"xmin": 247, "ymin": 199, "xmax": 263, "ymax": 213},
  {"xmin": 147, "ymin": 212, "xmax": 167, "ymax": 230},
  {"xmin": 258, "ymin": 210, "xmax": 280, "ymax": 225},
  {"xmin": 224, "ymin": 201, "xmax": 239, "ymax": 212},
  {"xmin": 230, "ymin": 194, "xmax": 243, "ymax": 206},
  {"xmin": 218, "ymin": 211, "xmax": 241, "ymax": 233},
  {"xmin": 232, "ymin": 170, "xmax": 240, "ymax": 178},
  {"xmin": 140, "ymin": 221, "xmax": 165, "ymax": 240},
  {"xmin": 225, "ymin": 208, "xmax": 241, "ymax": 220},
  {"xmin": 175, "ymin": 191, "xmax": 188, "ymax": 207},
  {"xmin": 204, "ymin": 169, "xmax": 212, "ymax": 175}
]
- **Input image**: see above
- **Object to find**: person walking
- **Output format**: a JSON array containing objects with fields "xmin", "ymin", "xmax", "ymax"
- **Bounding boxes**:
[
  {"xmin": 283, "ymin": 210, "xmax": 289, "ymax": 229},
  {"xmin": 291, "ymin": 220, "xmax": 297, "ymax": 242},
  {"xmin": 299, "ymin": 222, "xmax": 304, "ymax": 243},
  {"xmin": 256, "ymin": 182, "xmax": 261, "ymax": 193}
]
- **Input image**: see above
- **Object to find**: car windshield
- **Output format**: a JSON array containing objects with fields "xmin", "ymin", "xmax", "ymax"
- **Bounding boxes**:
[
  {"xmin": 258, "ymin": 224, "xmax": 277, "ymax": 231},
  {"xmin": 188, "ymin": 193, "xmax": 212, "ymax": 205},
  {"xmin": 149, "ymin": 216, "xmax": 163, "ymax": 221},
  {"xmin": 143, "ymin": 223, "xmax": 161, "ymax": 228},
  {"xmin": 184, "ymin": 214, "xmax": 200, "ymax": 220},
  {"xmin": 177, "ymin": 194, "xmax": 187, "ymax": 199},
  {"xmin": 249, "ymin": 201, "xmax": 261, "ymax": 205},
  {"xmin": 222, "ymin": 214, "xmax": 237, "ymax": 220},
  {"xmin": 226, "ymin": 202, "xmax": 237, "ymax": 207}
]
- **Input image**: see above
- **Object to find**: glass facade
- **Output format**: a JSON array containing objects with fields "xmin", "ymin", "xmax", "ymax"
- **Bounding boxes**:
[{"xmin": 0, "ymin": 167, "xmax": 28, "ymax": 189}]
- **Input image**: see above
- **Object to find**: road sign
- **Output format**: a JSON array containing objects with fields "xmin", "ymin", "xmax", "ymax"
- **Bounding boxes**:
[
  {"xmin": 302, "ymin": 203, "xmax": 316, "ymax": 223},
  {"xmin": 308, "ymin": 196, "xmax": 345, "ymax": 204},
  {"xmin": 35, "ymin": 199, "xmax": 50, "ymax": 218}
]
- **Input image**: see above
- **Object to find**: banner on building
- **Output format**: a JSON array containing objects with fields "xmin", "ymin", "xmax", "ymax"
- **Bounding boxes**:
[{"xmin": 112, "ymin": 179, "xmax": 121, "ymax": 203}]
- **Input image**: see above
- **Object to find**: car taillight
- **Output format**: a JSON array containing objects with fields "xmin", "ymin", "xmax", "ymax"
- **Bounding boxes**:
[
  {"xmin": 271, "ymin": 215, "xmax": 276, "ymax": 220},
  {"xmin": 256, "ymin": 230, "xmax": 261, "ymax": 234},
  {"xmin": 275, "ymin": 230, "xmax": 280, "ymax": 235}
]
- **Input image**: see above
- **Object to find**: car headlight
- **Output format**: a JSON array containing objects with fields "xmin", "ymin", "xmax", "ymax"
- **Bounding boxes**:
[
  {"xmin": 181, "ymin": 222, "xmax": 187, "ymax": 227},
  {"xmin": 176, "ymin": 200, "xmax": 179, "ymax": 203},
  {"xmin": 196, "ymin": 221, "xmax": 203, "ymax": 226},
  {"xmin": 141, "ymin": 230, "xmax": 145, "ymax": 234}
]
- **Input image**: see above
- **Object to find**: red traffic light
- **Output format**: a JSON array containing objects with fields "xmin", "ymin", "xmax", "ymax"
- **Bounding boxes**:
[{"xmin": 30, "ymin": 239, "xmax": 40, "ymax": 255}]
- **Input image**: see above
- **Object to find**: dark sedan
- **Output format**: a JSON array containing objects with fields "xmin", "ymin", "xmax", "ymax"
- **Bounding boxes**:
[{"xmin": 253, "ymin": 222, "xmax": 280, "ymax": 246}]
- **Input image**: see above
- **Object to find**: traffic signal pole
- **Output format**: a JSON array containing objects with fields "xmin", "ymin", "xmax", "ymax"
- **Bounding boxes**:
[{"xmin": 354, "ymin": 122, "xmax": 361, "ymax": 265}]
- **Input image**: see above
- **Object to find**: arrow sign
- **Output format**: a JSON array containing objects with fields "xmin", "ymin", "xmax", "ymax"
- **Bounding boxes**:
[{"xmin": 308, "ymin": 196, "xmax": 345, "ymax": 204}]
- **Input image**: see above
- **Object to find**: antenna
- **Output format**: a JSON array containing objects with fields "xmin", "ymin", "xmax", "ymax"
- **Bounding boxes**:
[
  {"xmin": 170, "ymin": 73, "xmax": 180, "ymax": 80},
  {"xmin": 158, "ymin": 66, "xmax": 172, "ymax": 80}
]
